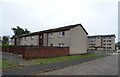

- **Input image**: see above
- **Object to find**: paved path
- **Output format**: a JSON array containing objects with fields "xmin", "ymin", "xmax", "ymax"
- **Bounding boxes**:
[
  {"xmin": 43, "ymin": 53, "xmax": 118, "ymax": 75},
  {"xmin": 2, "ymin": 54, "xmax": 109, "ymax": 76}
]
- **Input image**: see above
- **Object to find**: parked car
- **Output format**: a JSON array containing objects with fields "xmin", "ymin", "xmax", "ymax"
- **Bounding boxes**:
[{"xmin": 117, "ymin": 50, "xmax": 120, "ymax": 53}]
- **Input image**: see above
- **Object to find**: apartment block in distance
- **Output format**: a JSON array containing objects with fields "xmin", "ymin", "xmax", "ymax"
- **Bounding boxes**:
[
  {"xmin": 88, "ymin": 34, "xmax": 116, "ymax": 52},
  {"xmin": 11, "ymin": 24, "xmax": 88, "ymax": 55}
]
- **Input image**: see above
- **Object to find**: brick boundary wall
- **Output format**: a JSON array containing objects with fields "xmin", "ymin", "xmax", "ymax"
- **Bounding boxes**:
[{"xmin": 2, "ymin": 46, "xmax": 69, "ymax": 59}]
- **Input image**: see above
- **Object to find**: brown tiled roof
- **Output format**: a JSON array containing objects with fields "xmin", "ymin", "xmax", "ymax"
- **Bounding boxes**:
[
  {"xmin": 87, "ymin": 34, "xmax": 116, "ymax": 38},
  {"xmin": 12, "ymin": 23, "xmax": 88, "ymax": 39}
]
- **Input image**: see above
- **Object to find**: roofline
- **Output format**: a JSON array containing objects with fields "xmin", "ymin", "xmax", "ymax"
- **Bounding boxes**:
[
  {"xmin": 11, "ymin": 23, "xmax": 88, "ymax": 39},
  {"xmin": 87, "ymin": 34, "xmax": 116, "ymax": 38}
]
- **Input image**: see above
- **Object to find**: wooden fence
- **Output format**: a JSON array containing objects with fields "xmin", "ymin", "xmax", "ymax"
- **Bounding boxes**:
[{"xmin": 2, "ymin": 46, "xmax": 69, "ymax": 59}]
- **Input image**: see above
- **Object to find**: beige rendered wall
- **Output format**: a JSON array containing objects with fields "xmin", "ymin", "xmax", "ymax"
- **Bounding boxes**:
[
  {"xmin": 96, "ymin": 37, "xmax": 101, "ymax": 47},
  {"xmin": 47, "ymin": 31, "xmax": 70, "ymax": 47},
  {"xmin": 19, "ymin": 35, "xmax": 39, "ymax": 46},
  {"xmin": 88, "ymin": 36, "xmax": 116, "ymax": 51},
  {"xmin": 111, "ymin": 37, "xmax": 115, "ymax": 50},
  {"xmin": 69, "ymin": 26, "xmax": 88, "ymax": 54}
]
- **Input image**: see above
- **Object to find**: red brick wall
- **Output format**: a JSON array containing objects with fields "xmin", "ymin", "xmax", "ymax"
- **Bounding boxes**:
[{"xmin": 2, "ymin": 46, "xmax": 69, "ymax": 59}]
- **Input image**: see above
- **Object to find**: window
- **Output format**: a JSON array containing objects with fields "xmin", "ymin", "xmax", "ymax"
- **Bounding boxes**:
[
  {"xmin": 107, "ymin": 47, "xmax": 109, "ymax": 49},
  {"xmin": 26, "ymin": 37, "xmax": 29, "ymax": 40},
  {"xmin": 49, "ymin": 33, "xmax": 53, "ymax": 37},
  {"xmin": 40, "ymin": 35, "xmax": 42, "ymax": 39},
  {"xmin": 109, "ymin": 47, "xmax": 111, "ymax": 49},
  {"xmin": 24, "ymin": 37, "xmax": 26, "ymax": 40},
  {"xmin": 58, "ymin": 43, "xmax": 64, "ymax": 47},
  {"xmin": 59, "ymin": 32, "xmax": 65, "ymax": 36},
  {"xmin": 109, "ymin": 37, "xmax": 111, "ymax": 39},
  {"xmin": 97, "ymin": 36, "xmax": 100, "ymax": 39},
  {"xmin": 103, "ymin": 44, "xmax": 106, "ymax": 45},
  {"xmin": 109, "ymin": 44, "xmax": 111, "ymax": 45},
  {"xmin": 109, "ymin": 40, "xmax": 111, "ymax": 42},
  {"xmin": 103, "ymin": 40, "xmax": 106, "ymax": 42},
  {"xmin": 50, "ymin": 44, "xmax": 53, "ymax": 46}
]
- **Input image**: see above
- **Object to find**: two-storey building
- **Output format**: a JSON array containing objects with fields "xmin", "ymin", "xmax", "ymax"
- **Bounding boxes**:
[{"xmin": 11, "ymin": 24, "xmax": 88, "ymax": 55}]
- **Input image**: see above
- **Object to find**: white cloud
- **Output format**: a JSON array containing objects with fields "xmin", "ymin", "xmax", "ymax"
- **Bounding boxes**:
[{"xmin": 0, "ymin": 0, "xmax": 119, "ymax": 42}]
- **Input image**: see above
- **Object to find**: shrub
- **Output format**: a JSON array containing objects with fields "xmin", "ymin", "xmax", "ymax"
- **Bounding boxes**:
[{"xmin": 0, "ymin": 44, "xmax": 11, "ymax": 46}]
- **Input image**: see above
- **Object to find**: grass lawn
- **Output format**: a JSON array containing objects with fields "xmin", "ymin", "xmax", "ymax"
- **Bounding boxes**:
[
  {"xmin": 0, "ymin": 58, "xmax": 18, "ymax": 67},
  {"xmin": 0, "ymin": 58, "xmax": 15, "ymax": 67},
  {"xmin": 30, "ymin": 53, "xmax": 104, "ymax": 64}
]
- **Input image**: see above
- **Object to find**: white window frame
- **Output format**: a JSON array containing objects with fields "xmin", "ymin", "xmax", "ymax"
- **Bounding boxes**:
[
  {"xmin": 58, "ymin": 43, "xmax": 64, "ymax": 47},
  {"xmin": 49, "ymin": 33, "xmax": 53, "ymax": 38},
  {"xmin": 31, "ymin": 36, "xmax": 34, "ymax": 40},
  {"xmin": 59, "ymin": 32, "xmax": 65, "ymax": 37}
]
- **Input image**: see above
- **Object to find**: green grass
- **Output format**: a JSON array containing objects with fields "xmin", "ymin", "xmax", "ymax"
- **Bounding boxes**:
[
  {"xmin": 30, "ymin": 53, "xmax": 104, "ymax": 64},
  {"xmin": 0, "ymin": 58, "xmax": 14, "ymax": 67},
  {"xmin": 0, "ymin": 44, "xmax": 11, "ymax": 46}
]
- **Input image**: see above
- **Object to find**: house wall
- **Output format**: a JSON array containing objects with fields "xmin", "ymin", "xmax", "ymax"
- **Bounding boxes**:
[
  {"xmin": 88, "ymin": 36, "xmax": 115, "ymax": 51},
  {"xmin": 47, "ymin": 31, "xmax": 70, "ymax": 47},
  {"xmin": 96, "ymin": 37, "xmax": 101, "ymax": 47},
  {"xmin": 101, "ymin": 36, "xmax": 115, "ymax": 51},
  {"xmin": 43, "ymin": 33, "xmax": 48, "ymax": 46},
  {"xmin": 111, "ymin": 36, "xmax": 115, "ymax": 50},
  {"xmin": 19, "ymin": 35, "xmax": 39, "ymax": 46},
  {"xmin": 88, "ymin": 37, "xmax": 96, "ymax": 47},
  {"xmin": 69, "ymin": 26, "xmax": 88, "ymax": 54}
]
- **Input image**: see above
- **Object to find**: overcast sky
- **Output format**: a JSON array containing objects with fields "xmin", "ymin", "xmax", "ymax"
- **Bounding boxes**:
[{"xmin": 0, "ymin": 0, "xmax": 119, "ymax": 42}]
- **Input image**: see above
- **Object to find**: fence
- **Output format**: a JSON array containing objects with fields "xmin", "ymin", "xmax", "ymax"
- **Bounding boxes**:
[{"xmin": 2, "ymin": 46, "xmax": 69, "ymax": 59}]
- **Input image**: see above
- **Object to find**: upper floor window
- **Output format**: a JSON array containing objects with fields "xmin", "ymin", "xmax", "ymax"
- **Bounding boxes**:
[
  {"xmin": 31, "ymin": 36, "xmax": 34, "ymax": 40},
  {"xmin": 103, "ymin": 37, "xmax": 105, "ymax": 39},
  {"xmin": 109, "ymin": 37, "xmax": 111, "ymax": 39},
  {"xmin": 103, "ymin": 40, "xmax": 106, "ymax": 42},
  {"xmin": 49, "ymin": 33, "xmax": 53, "ymax": 37},
  {"xmin": 109, "ymin": 40, "xmax": 111, "ymax": 42},
  {"xmin": 109, "ymin": 44, "xmax": 111, "ymax": 45},
  {"xmin": 59, "ymin": 32, "xmax": 65, "ymax": 36},
  {"xmin": 97, "ymin": 36, "xmax": 100, "ymax": 39},
  {"xmin": 39, "ymin": 35, "xmax": 42, "ymax": 39}
]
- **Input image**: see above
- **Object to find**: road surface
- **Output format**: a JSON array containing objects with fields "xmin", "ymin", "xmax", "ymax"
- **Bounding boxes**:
[{"xmin": 42, "ymin": 53, "xmax": 118, "ymax": 75}]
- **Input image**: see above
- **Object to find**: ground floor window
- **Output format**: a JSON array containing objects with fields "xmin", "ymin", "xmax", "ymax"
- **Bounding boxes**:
[
  {"xmin": 58, "ymin": 43, "xmax": 64, "ymax": 47},
  {"xmin": 50, "ymin": 44, "xmax": 53, "ymax": 46}
]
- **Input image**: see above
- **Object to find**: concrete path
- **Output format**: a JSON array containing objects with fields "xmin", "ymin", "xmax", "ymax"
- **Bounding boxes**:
[{"xmin": 2, "ymin": 54, "xmax": 109, "ymax": 76}]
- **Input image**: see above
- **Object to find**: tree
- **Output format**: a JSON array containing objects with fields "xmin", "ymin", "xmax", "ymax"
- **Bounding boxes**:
[
  {"xmin": 2, "ymin": 36, "xmax": 9, "ymax": 44},
  {"xmin": 24, "ymin": 28, "xmax": 30, "ymax": 34},
  {"xmin": 11, "ymin": 26, "xmax": 30, "ymax": 36}
]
